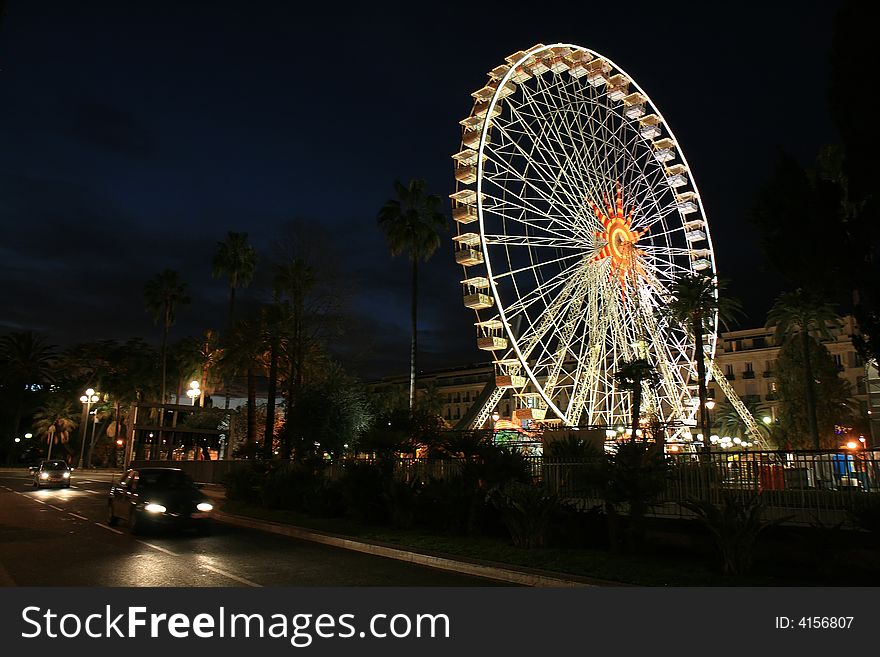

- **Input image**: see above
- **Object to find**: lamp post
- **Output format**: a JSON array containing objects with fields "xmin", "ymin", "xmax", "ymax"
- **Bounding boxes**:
[
  {"xmin": 78, "ymin": 389, "xmax": 99, "ymax": 469},
  {"xmin": 186, "ymin": 380, "xmax": 200, "ymax": 406}
]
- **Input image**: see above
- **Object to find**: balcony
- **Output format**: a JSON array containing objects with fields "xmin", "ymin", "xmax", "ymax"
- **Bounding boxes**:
[
  {"xmin": 725, "ymin": 373, "xmax": 735, "ymax": 381},
  {"xmin": 742, "ymin": 371, "xmax": 755, "ymax": 379},
  {"xmin": 762, "ymin": 370, "xmax": 773, "ymax": 378}
]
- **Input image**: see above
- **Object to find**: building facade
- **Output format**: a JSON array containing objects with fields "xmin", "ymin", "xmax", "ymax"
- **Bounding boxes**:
[{"xmin": 370, "ymin": 316, "xmax": 875, "ymax": 439}]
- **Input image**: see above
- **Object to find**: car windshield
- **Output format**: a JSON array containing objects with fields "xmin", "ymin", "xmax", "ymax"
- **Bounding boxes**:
[
  {"xmin": 43, "ymin": 462, "xmax": 68, "ymax": 471},
  {"xmin": 138, "ymin": 470, "xmax": 195, "ymax": 490}
]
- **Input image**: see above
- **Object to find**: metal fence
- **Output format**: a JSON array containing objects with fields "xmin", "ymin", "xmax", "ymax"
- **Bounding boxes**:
[{"xmin": 539, "ymin": 450, "xmax": 880, "ymax": 526}]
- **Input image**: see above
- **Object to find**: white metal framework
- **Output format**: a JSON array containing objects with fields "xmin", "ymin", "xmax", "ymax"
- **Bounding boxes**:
[{"xmin": 452, "ymin": 43, "xmax": 719, "ymax": 436}]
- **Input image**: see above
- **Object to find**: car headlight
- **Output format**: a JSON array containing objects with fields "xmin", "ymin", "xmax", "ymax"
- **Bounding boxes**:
[
  {"xmin": 144, "ymin": 503, "xmax": 167, "ymax": 514},
  {"xmin": 196, "ymin": 502, "xmax": 213, "ymax": 512},
  {"xmin": 40, "ymin": 472, "xmax": 49, "ymax": 479},
  {"xmin": 62, "ymin": 471, "xmax": 70, "ymax": 479}
]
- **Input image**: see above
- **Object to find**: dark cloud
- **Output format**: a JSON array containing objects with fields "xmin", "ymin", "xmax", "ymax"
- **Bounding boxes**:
[{"xmin": 65, "ymin": 102, "xmax": 155, "ymax": 159}]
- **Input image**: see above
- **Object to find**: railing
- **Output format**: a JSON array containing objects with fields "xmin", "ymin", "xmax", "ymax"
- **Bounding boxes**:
[{"xmin": 539, "ymin": 450, "xmax": 880, "ymax": 526}]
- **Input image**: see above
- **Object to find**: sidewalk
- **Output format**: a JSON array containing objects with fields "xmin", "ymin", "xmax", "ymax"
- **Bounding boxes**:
[{"xmin": 201, "ymin": 487, "xmax": 617, "ymax": 588}]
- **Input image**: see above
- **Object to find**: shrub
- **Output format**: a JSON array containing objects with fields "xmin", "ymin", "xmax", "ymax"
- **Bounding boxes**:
[
  {"xmin": 681, "ymin": 493, "xmax": 786, "ymax": 576},
  {"xmin": 337, "ymin": 462, "xmax": 389, "ymax": 524},
  {"xmin": 223, "ymin": 464, "xmax": 263, "ymax": 504},
  {"xmin": 487, "ymin": 481, "xmax": 565, "ymax": 549},
  {"xmin": 849, "ymin": 497, "xmax": 880, "ymax": 536},
  {"xmin": 603, "ymin": 442, "xmax": 668, "ymax": 552}
]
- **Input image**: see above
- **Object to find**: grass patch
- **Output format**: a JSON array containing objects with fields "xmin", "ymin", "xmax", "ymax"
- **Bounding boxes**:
[{"xmin": 220, "ymin": 500, "xmax": 790, "ymax": 586}]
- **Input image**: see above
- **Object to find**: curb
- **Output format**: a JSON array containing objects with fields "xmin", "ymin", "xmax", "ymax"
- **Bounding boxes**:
[{"xmin": 212, "ymin": 510, "xmax": 608, "ymax": 588}]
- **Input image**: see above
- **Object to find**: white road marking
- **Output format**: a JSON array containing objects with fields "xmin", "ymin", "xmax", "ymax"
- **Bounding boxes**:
[
  {"xmin": 31, "ymin": 498, "xmax": 46, "ymax": 505},
  {"xmin": 82, "ymin": 489, "xmax": 103, "ymax": 495},
  {"xmin": 94, "ymin": 522, "xmax": 124, "ymax": 535},
  {"xmin": 69, "ymin": 513, "xmax": 89, "ymax": 520},
  {"xmin": 137, "ymin": 541, "xmax": 180, "ymax": 557},
  {"xmin": 49, "ymin": 505, "xmax": 64, "ymax": 511},
  {"xmin": 201, "ymin": 564, "xmax": 262, "ymax": 588}
]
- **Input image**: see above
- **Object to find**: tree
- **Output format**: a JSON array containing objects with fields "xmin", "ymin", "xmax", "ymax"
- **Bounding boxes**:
[
  {"xmin": 212, "ymin": 231, "xmax": 257, "ymax": 327},
  {"xmin": 143, "ymin": 270, "xmax": 190, "ymax": 404},
  {"xmin": 748, "ymin": 150, "xmax": 848, "ymax": 298},
  {"xmin": 0, "ymin": 331, "xmax": 57, "ymax": 441},
  {"xmin": 218, "ymin": 319, "xmax": 263, "ymax": 449},
  {"xmin": 774, "ymin": 335, "xmax": 852, "ymax": 449},
  {"xmin": 377, "ymin": 179, "xmax": 448, "ymax": 410},
  {"xmin": 767, "ymin": 289, "xmax": 840, "ymax": 449},
  {"xmin": 32, "ymin": 394, "xmax": 79, "ymax": 460},
  {"xmin": 287, "ymin": 365, "xmax": 373, "ymax": 460},
  {"xmin": 666, "ymin": 274, "xmax": 742, "ymax": 452},
  {"xmin": 712, "ymin": 399, "xmax": 770, "ymax": 445},
  {"xmin": 613, "ymin": 358, "xmax": 660, "ymax": 443}
]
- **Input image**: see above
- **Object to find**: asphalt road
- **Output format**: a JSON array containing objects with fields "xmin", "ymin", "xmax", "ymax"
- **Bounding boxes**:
[{"xmin": 0, "ymin": 470, "xmax": 505, "ymax": 587}]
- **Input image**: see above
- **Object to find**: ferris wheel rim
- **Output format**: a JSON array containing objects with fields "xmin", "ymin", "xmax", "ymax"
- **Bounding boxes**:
[{"xmin": 461, "ymin": 42, "xmax": 719, "ymax": 428}]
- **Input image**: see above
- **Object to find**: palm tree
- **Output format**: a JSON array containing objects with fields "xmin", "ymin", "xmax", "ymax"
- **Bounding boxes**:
[
  {"xmin": 259, "ymin": 305, "xmax": 285, "ymax": 455},
  {"xmin": 32, "ymin": 394, "xmax": 79, "ymax": 460},
  {"xmin": 218, "ymin": 319, "xmax": 263, "ymax": 448},
  {"xmin": 143, "ymin": 269, "xmax": 190, "ymax": 403},
  {"xmin": 212, "ymin": 231, "xmax": 257, "ymax": 327},
  {"xmin": 273, "ymin": 257, "xmax": 316, "ymax": 415},
  {"xmin": 213, "ymin": 231, "xmax": 257, "ymax": 411},
  {"xmin": 767, "ymin": 289, "xmax": 840, "ymax": 450},
  {"xmin": 666, "ymin": 274, "xmax": 742, "ymax": 452},
  {"xmin": 712, "ymin": 399, "xmax": 770, "ymax": 444},
  {"xmin": 377, "ymin": 179, "xmax": 448, "ymax": 410},
  {"xmin": 614, "ymin": 358, "xmax": 660, "ymax": 442},
  {"xmin": 0, "ymin": 331, "xmax": 57, "ymax": 440}
]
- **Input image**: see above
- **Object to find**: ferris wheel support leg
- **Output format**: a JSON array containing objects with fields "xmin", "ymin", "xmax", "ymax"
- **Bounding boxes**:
[
  {"xmin": 709, "ymin": 361, "xmax": 770, "ymax": 449},
  {"xmin": 469, "ymin": 387, "xmax": 506, "ymax": 430}
]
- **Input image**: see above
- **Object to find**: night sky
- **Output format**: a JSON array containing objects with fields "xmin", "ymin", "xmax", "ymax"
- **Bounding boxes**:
[{"xmin": 0, "ymin": 0, "xmax": 843, "ymax": 379}]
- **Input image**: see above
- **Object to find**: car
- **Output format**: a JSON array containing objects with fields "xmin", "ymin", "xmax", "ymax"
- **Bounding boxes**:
[
  {"xmin": 33, "ymin": 460, "xmax": 72, "ymax": 488},
  {"xmin": 107, "ymin": 467, "xmax": 214, "ymax": 534}
]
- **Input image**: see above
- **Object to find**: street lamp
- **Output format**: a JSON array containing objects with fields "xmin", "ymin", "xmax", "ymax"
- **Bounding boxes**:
[
  {"xmin": 491, "ymin": 410, "xmax": 500, "ymax": 422},
  {"xmin": 186, "ymin": 380, "xmax": 200, "ymax": 406},
  {"xmin": 78, "ymin": 389, "xmax": 100, "ymax": 469}
]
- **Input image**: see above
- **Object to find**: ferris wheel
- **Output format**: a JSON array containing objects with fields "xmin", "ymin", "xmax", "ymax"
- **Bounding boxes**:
[{"xmin": 451, "ymin": 43, "xmax": 718, "ymax": 435}]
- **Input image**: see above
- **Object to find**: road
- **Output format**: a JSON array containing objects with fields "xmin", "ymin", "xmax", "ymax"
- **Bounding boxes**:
[{"xmin": 0, "ymin": 470, "xmax": 505, "ymax": 587}]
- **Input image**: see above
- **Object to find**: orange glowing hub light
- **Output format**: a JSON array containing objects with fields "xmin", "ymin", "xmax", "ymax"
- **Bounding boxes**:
[{"xmin": 589, "ymin": 184, "xmax": 647, "ymax": 297}]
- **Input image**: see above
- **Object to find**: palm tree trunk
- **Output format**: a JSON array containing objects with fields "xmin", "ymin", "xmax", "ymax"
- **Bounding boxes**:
[
  {"xmin": 199, "ymin": 362, "xmax": 209, "ymax": 408},
  {"xmin": 693, "ymin": 317, "xmax": 710, "ymax": 454},
  {"xmin": 246, "ymin": 367, "xmax": 256, "ymax": 445},
  {"xmin": 409, "ymin": 258, "xmax": 418, "ymax": 411},
  {"xmin": 160, "ymin": 324, "xmax": 169, "ymax": 404},
  {"xmin": 631, "ymin": 383, "xmax": 642, "ymax": 442},
  {"xmin": 224, "ymin": 289, "xmax": 236, "ymax": 412},
  {"xmin": 264, "ymin": 338, "xmax": 278, "ymax": 455},
  {"xmin": 802, "ymin": 331, "xmax": 821, "ymax": 449}
]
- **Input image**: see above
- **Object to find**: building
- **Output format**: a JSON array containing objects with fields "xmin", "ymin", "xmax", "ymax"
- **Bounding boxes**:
[
  {"xmin": 370, "ymin": 316, "xmax": 875, "ymax": 437},
  {"xmin": 711, "ymin": 315, "xmax": 869, "ymax": 424}
]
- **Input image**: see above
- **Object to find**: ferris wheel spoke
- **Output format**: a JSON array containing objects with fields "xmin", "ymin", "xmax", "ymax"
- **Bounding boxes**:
[
  {"xmin": 491, "ymin": 251, "xmax": 583, "ymax": 281},
  {"xmin": 482, "ymin": 234, "xmax": 586, "ymax": 250},
  {"xmin": 500, "ymin": 257, "xmax": 586, "ymax": 322},
  {"xmin": 488, "ymin": 120, "xmax": 592, "ymax": 234}
]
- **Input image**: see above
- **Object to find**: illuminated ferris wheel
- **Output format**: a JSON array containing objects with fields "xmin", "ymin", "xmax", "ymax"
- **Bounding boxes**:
[{"xmin": 450, "ymin": 43, "xmax": 718, "ymax": 435}]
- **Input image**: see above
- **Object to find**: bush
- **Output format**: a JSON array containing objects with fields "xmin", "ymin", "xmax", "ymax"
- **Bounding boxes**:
[
  {"xmin": 487, "ymin": 482, "xmax": 565, "ymax": 549},
  {"xmin": 681, "ymin": 493, "xmax": 786, "ymax": 576},
  {"xmin": 849, "ymin": 497, "xmax": 880, "ymax": 536},
  {"xmin": 337, "ymin": 462, "xmax": 389, "ymax": 524},
  {"xmin": 223, "ymin": 465, "xmax": 263, "ymax": 504},
  {"xmin": 603, "ymin": 442, "xmax": 667, "ymax": 552},
  {"xmin": 302, "ymin": 479, "xmax": 346, "ymax": 517},
  {"xmin": 547, "ymin": 503, "xmax": 608, "ymax": 549}
]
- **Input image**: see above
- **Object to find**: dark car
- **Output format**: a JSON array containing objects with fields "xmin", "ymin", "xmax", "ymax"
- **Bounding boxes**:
[
  {"xmin": 107, "ymin": 467, "xmax": 213, "ymax": 534},
  {"xmin": 33, "ymin": 460, "xmax": 71, "ymax": 488}
]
